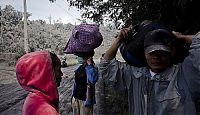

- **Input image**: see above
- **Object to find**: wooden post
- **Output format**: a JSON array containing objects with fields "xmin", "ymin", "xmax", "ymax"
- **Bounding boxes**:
[
  {"xmin": 0, "ymin": 6, "xmax": 3, "ymax": 51},
  {"xmin": 23, "ymin": 0, "xmax": 28, "ymax": 53}
]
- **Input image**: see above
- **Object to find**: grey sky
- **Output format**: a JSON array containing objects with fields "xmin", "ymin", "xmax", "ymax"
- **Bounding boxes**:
[{"xmin": 0, "ymin": 0, "xmax": 82, "ymax": 25}]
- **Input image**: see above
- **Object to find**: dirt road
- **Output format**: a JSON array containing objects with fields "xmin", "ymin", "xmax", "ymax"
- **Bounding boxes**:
[{"xmin": 0, "ymin": 63, "xmax": 78, "ymax": 115}]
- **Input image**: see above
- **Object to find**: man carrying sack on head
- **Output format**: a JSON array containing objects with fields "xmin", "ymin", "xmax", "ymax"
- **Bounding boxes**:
[{"xmin": 64, "ymin": 24, "xmax": 103, "ymax": 115}]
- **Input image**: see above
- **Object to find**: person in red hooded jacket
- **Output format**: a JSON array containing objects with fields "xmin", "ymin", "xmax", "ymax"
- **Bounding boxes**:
[{"xmin": 16, "ymin": 51, "xmax": 63, "ymax": 115}]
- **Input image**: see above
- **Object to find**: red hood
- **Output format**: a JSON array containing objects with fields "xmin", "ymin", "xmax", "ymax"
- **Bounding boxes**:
[{"xmin": 16, "ymin": 51, "xmax": 59, "ymax": 109}]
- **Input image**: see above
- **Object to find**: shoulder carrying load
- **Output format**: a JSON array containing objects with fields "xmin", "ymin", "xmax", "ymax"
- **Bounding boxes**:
[
  {"xmin": 64, "ymin": 24, "xmax": 103, "ymax": 54},
  {"xmin": 120, "ymin": 21, "xmax": 189, "ymax": 67}
]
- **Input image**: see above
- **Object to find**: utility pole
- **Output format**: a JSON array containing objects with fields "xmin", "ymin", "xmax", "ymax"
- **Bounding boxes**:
[
  {"xmin": 48, "ymin": 15, "xmax": 52, "ymax": 50},
  {"xmin": 0, "ymin": 6, "xmax": 3, "ymax": 51},
  {"xmin": 48, "ymin": 15, "xmax": 52, "ymax": 24},
  {"xmin": 23, "ymin": 0, "xmax": 28, "ymax": 53},
  {"xmin": 0, "ymin": 6, "xmax": 3, "ymax": 45}
]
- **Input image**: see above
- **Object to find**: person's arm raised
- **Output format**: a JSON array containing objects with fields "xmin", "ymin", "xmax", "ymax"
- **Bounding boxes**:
[
  {"xmin": 175, "ymin": 31, "xmax": 200, "ymax": 97},
  {"xmin": 103, "ymin": 26, "xmax": 132, "ymax": 60},
  {"xmin": 172, "ymin": 31, "xmax": 195, "ymax": 44}
]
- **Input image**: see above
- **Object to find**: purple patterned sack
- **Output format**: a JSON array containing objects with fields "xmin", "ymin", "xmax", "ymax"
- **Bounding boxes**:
[{"xmin": 64, "ymin": 24, "xmax": 103, "ymax": 54}]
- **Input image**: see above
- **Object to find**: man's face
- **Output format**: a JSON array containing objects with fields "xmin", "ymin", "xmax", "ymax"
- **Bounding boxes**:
[
  {"xmin": 53, "ymin": 59, "xmax": 63, "ymax": 87},
  {"xmin": 145, "ymin": 50, "xmax": 172, "ymax": 73}
]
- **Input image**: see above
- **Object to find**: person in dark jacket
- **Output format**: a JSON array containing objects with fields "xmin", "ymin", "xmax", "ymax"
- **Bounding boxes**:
[
  {"xmin": 72, "ymin": 51, "xmax": 99, "ymax": 115},
  {"xmin": 63, "ymin": 24, "xmax": 102, "ymax": 115}
]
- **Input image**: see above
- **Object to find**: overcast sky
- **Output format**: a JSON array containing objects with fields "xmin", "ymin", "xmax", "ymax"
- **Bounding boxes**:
[{"xmin": 0, "ymin": 0, "xmax": 83, "ymax": 25}]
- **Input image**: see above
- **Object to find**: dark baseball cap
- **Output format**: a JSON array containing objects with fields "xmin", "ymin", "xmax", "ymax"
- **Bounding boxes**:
[{"xmin": 144, "ymin": 29, "xmax": 175, "ymax": 54}]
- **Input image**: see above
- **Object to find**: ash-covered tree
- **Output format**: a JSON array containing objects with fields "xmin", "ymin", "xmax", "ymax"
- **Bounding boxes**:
[
  {"xmin": 0, "ymin": 5, "xmax": 74, "ymax": 55},
  {"xmin": 50, "ymin": 0, "xmax": 200, "ymax": 34},
  {"xmin": 0, "ymin": 5, "xmax": 24, "ymax": 53},
  {"xmin": 27, "ymin": 20, "xmax": 73, "ymax": 54}
]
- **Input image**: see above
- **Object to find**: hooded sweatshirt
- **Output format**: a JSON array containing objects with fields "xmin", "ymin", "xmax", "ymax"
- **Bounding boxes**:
[{"xmin": 16, "ymin": 51, "xmax": 60, "ymax": 115}]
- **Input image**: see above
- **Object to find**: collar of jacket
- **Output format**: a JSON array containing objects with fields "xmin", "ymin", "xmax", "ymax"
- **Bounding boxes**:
[{"xmin": 141, "ymin": 65, "xmax": 178, "ymax": 81}]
